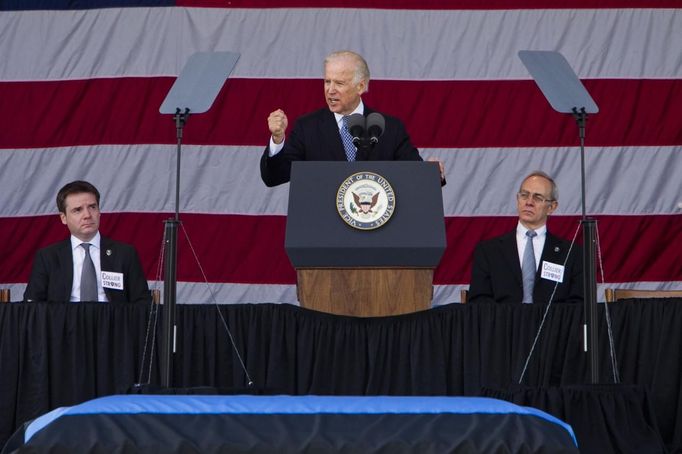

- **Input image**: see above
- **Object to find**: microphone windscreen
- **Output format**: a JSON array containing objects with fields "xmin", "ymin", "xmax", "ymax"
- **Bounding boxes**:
[
  {"xmin": 346, "ymin": 113, "xmax": 366, "ymax": 139},
  {"xmin": 366, "ymin": 112, "xmax": 385, "ymax": 140}
]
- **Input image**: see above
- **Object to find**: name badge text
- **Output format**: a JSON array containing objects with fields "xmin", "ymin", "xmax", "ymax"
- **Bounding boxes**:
[
  {"xmin": 101, "ymin": 271, "xmax": 124, "ymax": 290},
  {"xmin": 540, "ymin": 261, "xmax": 565, "ymax": 283}
]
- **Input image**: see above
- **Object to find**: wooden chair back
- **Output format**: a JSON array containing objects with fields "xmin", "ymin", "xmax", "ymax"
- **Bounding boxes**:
[{"xmin": 605, "ymin": 288, "xmax": 682, "ymax": 302}]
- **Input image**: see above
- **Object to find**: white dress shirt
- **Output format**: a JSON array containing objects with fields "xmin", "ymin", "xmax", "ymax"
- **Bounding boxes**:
[
  {"xmin": 516, "ymin": 222, "xmax": 547, "ymax": 272},
  {"xmin": 69, "ymin": 231, "xmax": 108, "ymax": 302}
]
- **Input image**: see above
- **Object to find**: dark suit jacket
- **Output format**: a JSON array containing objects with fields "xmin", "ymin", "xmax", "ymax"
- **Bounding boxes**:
[
  {"xmin": 23, "ymin": 236, "xmax": 151, "ymax": 304},
  {"xmin": 468, "ymin": 230, "xmax": 583, "ymax": 304},
  {"xmin": 260, "ymin": 107, "xmax": 422, "ymax": 187}
]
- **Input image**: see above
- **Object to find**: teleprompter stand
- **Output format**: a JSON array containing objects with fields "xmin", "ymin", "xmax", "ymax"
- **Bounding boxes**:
[
  {"xmin": 518, "ymin": 50, "xmax": 602, "ymax": 383},
  {"xmin": 158, "ymin": 51, "xmax": 240, "ymax": 387}
]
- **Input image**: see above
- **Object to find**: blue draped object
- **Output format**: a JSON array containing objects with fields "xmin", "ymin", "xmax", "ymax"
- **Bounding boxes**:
[{"xmin": 20, "ymin": 395, "xmax": 577, "ymax": 453}]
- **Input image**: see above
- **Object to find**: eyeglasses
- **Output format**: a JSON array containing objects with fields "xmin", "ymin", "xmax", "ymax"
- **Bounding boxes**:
[{"xmin": 517, "ymin": 191, "xmax": 555, "ymax": 204}]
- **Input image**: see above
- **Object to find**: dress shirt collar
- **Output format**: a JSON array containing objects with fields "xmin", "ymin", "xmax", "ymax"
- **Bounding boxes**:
[
  {"xmin": 333, "ymin": 100, "xmax": 365, "ymax": 127},
  {"xmin": 70, "ymin": 231, "xmax": 101, "ymax": 251},
  {"xmin": 516, "ymin": 222, "xmax": 547, "ymax": 240}
]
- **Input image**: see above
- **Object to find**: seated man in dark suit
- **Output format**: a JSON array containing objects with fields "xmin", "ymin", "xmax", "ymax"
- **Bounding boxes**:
[
  {"xmin": 24, "ymin": 180, "xmax": 151, "ymax": 304},
  {"xmin": 260, "ymin": 50, "xmax": 444, "ymax": 187},
  {"xmin": 469, "ymin": 171, "xmax": 583, "ymax": 304}
]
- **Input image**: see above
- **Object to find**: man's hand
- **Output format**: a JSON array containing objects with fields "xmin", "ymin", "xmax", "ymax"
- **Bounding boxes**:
[
  {"xmin": 427, "ymin": 157, "xmax": 446, "ymax": 184},
  {"xmin": 268, "ymin": 109, "xmax": 288, "ymax": 144}
]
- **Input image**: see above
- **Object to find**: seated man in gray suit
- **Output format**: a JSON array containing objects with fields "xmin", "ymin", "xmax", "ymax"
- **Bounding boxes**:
[
  {"xmin": 469, "ymin": 171, "xmax": 583, "ymax": 304},
  {"xmin": 24, "ymin": 180, "xmax": 150, "ymax": 303}
]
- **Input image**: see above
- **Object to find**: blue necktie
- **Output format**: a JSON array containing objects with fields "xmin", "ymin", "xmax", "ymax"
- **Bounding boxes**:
[
  {"xmin": 522, "ymin": 230, "xmax": 537, "ymax": 304},
  {"xmin": 340, "ymin": 116, "xmax": 357, "ymax": 161},
  {"xmin": 80, "ymin": 243, "xmax": 98, "ymax": 302}
]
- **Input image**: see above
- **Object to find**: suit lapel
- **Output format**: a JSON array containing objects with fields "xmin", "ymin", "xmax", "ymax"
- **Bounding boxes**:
[
  {"xmin": 319, "ymin": 109, "xmax": 347, "ymax": 161},
  {"xmin": 539, "ymin": 233, "xmax": 564, "ymax": 269},
  {"xmin": 100, "ymin": 236, "xmax": 112, "ymax": 270},
  {"xmin": 100, "ymin": 237, "xmax": 115, "ymax": 301},
  {"xmin": 60, "ymin": 240, "xmax": 74, "ymax": 301},
  {"xmin": 499, "ymin": 232, "xmax": 523, "ymax": 286},
  {"xmin": 535, "ymin": 233, "xmax": 567, "ymax": 299}
]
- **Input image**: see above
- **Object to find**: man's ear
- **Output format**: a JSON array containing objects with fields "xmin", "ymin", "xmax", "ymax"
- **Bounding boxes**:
[
  {"xmin": 59, "ymin": 213, "xmax": 67, "ymax": 225},
  {"xmin": 547, "ymin": 201, "xmax": 558, "ymax": 216},
  {"xmin": 357, "ymin": 79, "xmax": 368, "ymax": 95}
]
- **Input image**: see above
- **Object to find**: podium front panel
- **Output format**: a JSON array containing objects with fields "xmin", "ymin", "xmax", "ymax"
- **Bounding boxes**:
[{"xmin": 285, "ymin": 161, "xmax": 446, "ymax": 268}]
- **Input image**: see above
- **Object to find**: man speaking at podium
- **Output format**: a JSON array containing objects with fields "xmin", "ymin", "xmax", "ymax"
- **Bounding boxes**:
[{"xmin": 260, "ymin": 50, "xmax": 443, "ymax": 187}]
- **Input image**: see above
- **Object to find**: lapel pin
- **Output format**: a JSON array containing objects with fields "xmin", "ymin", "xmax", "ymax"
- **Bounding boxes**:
[
  {"xmin": 554, "ymin": 247, "xmax": 560, "ymax": 252},
  {"xmin": 106, "ymin": 249, "xmax": 112, "ymax": 256}
]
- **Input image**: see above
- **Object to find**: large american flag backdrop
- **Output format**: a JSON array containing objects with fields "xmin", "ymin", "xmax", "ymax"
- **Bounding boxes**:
[{"xmin": 0, "ymin": 0, "xmax": 680, "ymax": 305}]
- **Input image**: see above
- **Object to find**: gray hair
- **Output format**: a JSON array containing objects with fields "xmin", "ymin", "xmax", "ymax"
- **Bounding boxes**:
[
  {"xmin": 324, "ymin": 50, "xmax": 370, "ymax": 92},
  {"xmin": 520, "ymin": 171, "xmax": 559, "ymax": 201}
]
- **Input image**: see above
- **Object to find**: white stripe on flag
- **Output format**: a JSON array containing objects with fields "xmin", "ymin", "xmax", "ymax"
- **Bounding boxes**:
[
  {"xmin": 0, "ymin": 8, "xmax": 681, "ymax": 81},
  {"xmin": 1, "ymin": 145, "xmax": 680, "ymax": 217}
]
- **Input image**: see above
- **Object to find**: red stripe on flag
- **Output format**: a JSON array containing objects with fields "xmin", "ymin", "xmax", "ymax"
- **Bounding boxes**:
[
  {"xmin": 2, "ymin": 213, "xmax": 680, "ymax": 286},
  {"xmin": 1, "ymin": 78, "xmax": 681, "ymax": 149},
  {"xmin": 0, "ymin": 213, "xmax": 295, "ymax": 285},
  {"xmin": 436, "ymin": 215, "xmax": 682, "ymax": 285}
]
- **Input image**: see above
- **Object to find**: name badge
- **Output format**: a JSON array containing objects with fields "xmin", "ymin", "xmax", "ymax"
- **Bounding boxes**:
[
  {"xmin": 101, "ymin": 271, "xmax": 124, "ymax": 290},
  {"xmin": 540, "ymin": 261, "xmax": 565, "ymax": 283}
]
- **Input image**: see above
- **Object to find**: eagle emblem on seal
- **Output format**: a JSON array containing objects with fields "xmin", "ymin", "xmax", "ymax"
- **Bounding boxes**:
[{"xmin": 336, "ymin": 172, "xmax": 395, "ymax": 230}]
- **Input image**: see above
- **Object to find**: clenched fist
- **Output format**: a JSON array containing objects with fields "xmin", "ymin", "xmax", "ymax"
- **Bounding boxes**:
[{"xmin": 268, "ymin": 109, "xmax": 288, "ymax": 144}]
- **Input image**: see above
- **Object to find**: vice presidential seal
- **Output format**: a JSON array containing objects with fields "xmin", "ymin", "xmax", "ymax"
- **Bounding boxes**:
[{"xmin": 336, "ymin": 172, "xmax": 396, "ymax": 230}]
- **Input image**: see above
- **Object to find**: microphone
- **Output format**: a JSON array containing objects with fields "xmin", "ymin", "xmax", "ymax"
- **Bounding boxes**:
[
  {"xmin": 346, "ymin": 114, "xmax": 366, "ymax": 145},
  {"xmin": 366, "ymin": 112, "xmax": 385, "ymax": 145}
]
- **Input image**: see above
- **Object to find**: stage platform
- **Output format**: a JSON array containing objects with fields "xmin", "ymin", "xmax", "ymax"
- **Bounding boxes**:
[{"xmin": 5, "ymin": 394, "xmax": 577, "ymax": 453}]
